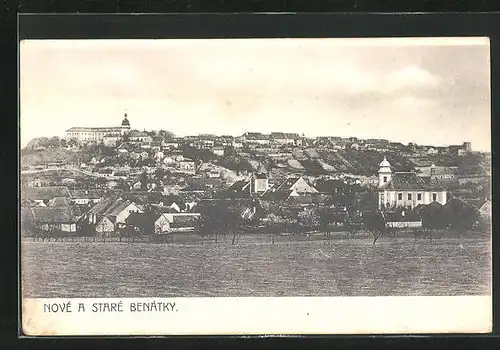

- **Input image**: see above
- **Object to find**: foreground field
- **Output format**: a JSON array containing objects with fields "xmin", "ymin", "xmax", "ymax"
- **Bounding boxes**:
[{"xmin": 21, "ymin": 235, "xmax": 491, "ymax": 298}]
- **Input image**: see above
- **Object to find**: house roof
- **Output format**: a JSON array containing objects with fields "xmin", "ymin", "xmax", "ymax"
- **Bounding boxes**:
[
  {"xmin": 129, "ymin": 130, "xmax": 150, "ymax": 138},
  {"xmin": 87, "ymin": 196, "xmax": 135, "ymax": 218},
  {"xmin": 253, "ymin": 172, "xmax": 268, "ymax": 179},
  {"xmin": 126, "ymin": 212, "xmax": 145, "ymax": 226},
  {"xmin": 153, "ymin": 205, "xmax": 179, "ymax": 214},
  {"xmin": 382, "ymin": 172, "xmax": 445, "ymax": 191},
  {"xmin": 48, "ymin": 197, "xmax": 73, "ymax": 207},
  {"xmin": 22, "ymin": 186, "xmax": 71, "ymax": 201},
  {"xmin": 28, "ymin": 207, "xmax": 78, "ymax": 224},
  {"xmin": 163, "ymin": 195, "xmax": 186, "ymax": 207},
  {"xmin": 443, "ymin": 197, "xmax": 475, "ymax": 212},
  {"xmin": 261, "ymin": 189, "xmax": 293, "ymax": 201},
  {"xmin": 275, "ymin": 177, "xmax": 300, "ymax": 191},
  {"xmin": 243, "ymin": 132, "xmax": 268, "ymax": 140},
  {"xmin": 315, "ymin": 179, "xmax": 345, "ymax": 193},
  {"xmin": 270, "ymin": 132, "xmax": 287, "ymax": 139},
  {"xmin": 463, "ymin": 198, "xmax": 490, "ymax": 210},
  {"xmin": 228, "ymin": 180, "xmax": 251, "ymax": 193},
  {"xmin": 69, "ymin": 189, "xmax": 105, "ymax": 199},
  {"xmin": 285, "ymin": 133, "xmax": 301, "ymax": 139},
  {"xmin": 431, "ymin": 166, "xmax": 459, "ymax": 176},
  {"xmin": 385, "ymin": 210, "xmax": 421, "ymax": 222}
]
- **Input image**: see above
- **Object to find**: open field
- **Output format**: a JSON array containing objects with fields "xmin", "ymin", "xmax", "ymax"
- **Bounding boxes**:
[{"xmin": 21, "ymin": 234, "xmax": 491, "ymax": 298}]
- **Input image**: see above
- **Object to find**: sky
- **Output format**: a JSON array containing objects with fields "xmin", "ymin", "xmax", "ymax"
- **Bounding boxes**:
[{"xmin": 20, "ymin": 38, "xmax": 491, "ymax": 151}]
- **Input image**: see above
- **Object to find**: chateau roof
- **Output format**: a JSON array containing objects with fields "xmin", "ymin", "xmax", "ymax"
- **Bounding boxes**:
[
  {"xmin": 270, "ymin": 132, "xmax": 287, "ymax": 139},
  {"xmin": 65, "ymin": 126, "xmax": 129, "ymax": 132},
  {"xmin": 243, "ymin": 132, "xmax": 268, "ymax": 140}
]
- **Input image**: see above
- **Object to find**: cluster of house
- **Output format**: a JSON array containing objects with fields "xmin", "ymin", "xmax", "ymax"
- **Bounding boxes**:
[
  {"xmin": 313, "ymin": 137, "xmax": 472, "ymax": 157},
  {"xmin": 21, "ymin": 185, "xmax": 202, "ymax": 235},
  {"xmin": 63, "ymin": 112, "xmax": 474, "ymax": 158}
]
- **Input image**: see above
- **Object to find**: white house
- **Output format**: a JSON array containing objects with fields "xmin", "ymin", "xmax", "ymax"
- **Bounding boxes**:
[{"xmin": 378, "ymin": 156, "xmax": 447, "ymax": 210}]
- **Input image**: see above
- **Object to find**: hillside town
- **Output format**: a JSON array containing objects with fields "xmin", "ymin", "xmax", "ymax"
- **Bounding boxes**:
[{"xmin": 20, "ymin": 113, "xmax": 491, "ymax": 242}]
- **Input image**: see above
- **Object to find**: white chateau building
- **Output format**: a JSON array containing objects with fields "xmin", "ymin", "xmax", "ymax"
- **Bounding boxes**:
[
  {"xmin": 65, "ymin": 113, "xmax": 131, "ymax": 143},
  {"xmin": 378, "ymin": 156, "xmax": 447, "ymax": 210}
]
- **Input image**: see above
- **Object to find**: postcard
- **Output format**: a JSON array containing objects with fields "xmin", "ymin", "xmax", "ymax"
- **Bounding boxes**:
[{"xmin": 19, "ymin": 37, "xmax": 492, "ymax": 335}]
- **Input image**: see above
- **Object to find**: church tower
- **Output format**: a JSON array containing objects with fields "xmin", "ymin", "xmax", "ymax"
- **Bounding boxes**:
[
  {"xmin": 378, "ymin": 156, "xmax": 392, "ymax": 187},
  {"xmin": 121, "ymin": 112, "xmax": 131, "ymax": 134}
]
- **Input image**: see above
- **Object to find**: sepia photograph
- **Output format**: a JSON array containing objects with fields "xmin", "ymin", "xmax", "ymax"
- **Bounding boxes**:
[{"xmin": 19, "ymin": 37, "xmax": 492, "ymax": 335}]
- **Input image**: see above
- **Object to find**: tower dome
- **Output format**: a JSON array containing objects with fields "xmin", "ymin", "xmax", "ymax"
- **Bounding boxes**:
[
  {"xmin": 121, "ymin": 113, "xmax": 130, "ymax": 127},
  {"xmin": 378, "ymin": 156, "xmax": 392, "ymax": 187},
  {"xmin": 379, "ymin": 156, "xmax": 391, "ymax": 168}
]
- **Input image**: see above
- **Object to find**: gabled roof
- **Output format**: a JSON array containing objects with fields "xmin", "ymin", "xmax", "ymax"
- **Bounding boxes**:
[
  {"xmin": 22, "ymin": 186, "xmax": 71, "ymax": 201},
  {"xmin": 444, "ymin": 197, "xmax": 475, "ymax": 212},
  {"xmin": 243, "ymin": 132, "xmax": 268, "ymax": 140},
  {"xmin": 153, "ymin": 205, "xmax": 179, "ymax": 214},
  {"xmin": 126, "ymin": 212, "xmax": 145, "ymax": 227},
  {"xmin": 107, "ymin": 201, "xmax": 135, "ymax": 217},
  {"xmin": 253, "ymin": 172, "xmax": 268, "ymax": 179},
  {"xmin": 163, "ymin": 195, "xmax": 186, "ymax": 207},
  {"xmin": 285, "ymin": 133, "xmax": 301, "ymax": 139},
  {"xmin": 129, "ymin": 130, "xmax": 150, "ymax": 138},
  {"xmin": 431, "ymin": 166, "xmax": 459, "ymax": 176},
  {"xmin": 270, "ymin": 132, "xmax": 287, "ymax": 139},
  {"xmin": 48, "ymin": 197, "xmax": 73, "ymax": 207},
  {"xmin": 275, "ymin": 177, "xmax": 300, "ymax": 191},
  {"xmin": 382, "ymin": 172, "xmax": 445, "ymax": 191},
  {"xmin": 69, "ymin": 189, "xmax": 105, "ymax": 199},
  {"xmin": 463, "ymin": 198, "xmax": 490, "ymax": 210},
  {"xmin": 87, "ymin": 196, "xmax": 134, "ymax": 217},
  {"xmin": 315, "ymin": 179, "xmax": 345, "ymax": 193},
  {"xmin": 227, "ymin": 180, "xmax": 251, "ymax": 193},
  {"xmin": 28, "ymin": 207, "xmax": 78, "ymax": 224}
]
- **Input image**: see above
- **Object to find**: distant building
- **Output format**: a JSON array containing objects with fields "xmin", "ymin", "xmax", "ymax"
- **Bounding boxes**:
[
  {"xmin": 211, "ymin": 146, "xmax": 225, "ymax": 156},
  {"xmin": 377, "ymin": 157, "xmax": 447, "ymax": 210},
  {"xmin": 129, "ymin": 130, "xmax": 153, "ymax": 144},
  {"xmin": 84, "ymin": 197, "xmax": 142, "ymax": 231},
  {"xmin": 430, "ymin": 165, "xmax": 459, "ymax": 180},
  {"xmin": 226, "ymin": 172, "xmax": 269, "ymax": 197},
  {"xmin": 241, "ymin": 132, "xmax": 270, "ymax": 146},
  {"xmin": 177, "ymin": 158, "xmax": 196, "ymax": 173},
  {"xmin": 22, "ymin": 186, "xmax": 72, "ymax": 206},
  {"xmin": 273, "ymin": 176, "xmax": 318, "ymax": 195},
  {"xmin": 65, "ymin": 113, "xmax": 131, "ymax": 143},
  {"xmin": 22, "ymin": 206, "xmax": 79, "ymax": 233},
  {"xmin": 69, "ymin": 189, "xmax": 104, "ymax": 205},
  {"xmin": 251, "ymin": 172, "xmax": 269, "ymax": 194}
]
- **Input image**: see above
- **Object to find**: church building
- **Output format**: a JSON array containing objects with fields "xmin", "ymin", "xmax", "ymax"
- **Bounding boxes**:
[
  {"xmin": 65, "ymin": 113, "xmax": 131, "ymax": 143},
  {"xmin": 377, "ymin": 156, "xmax": 447, "ymax": 210}
]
